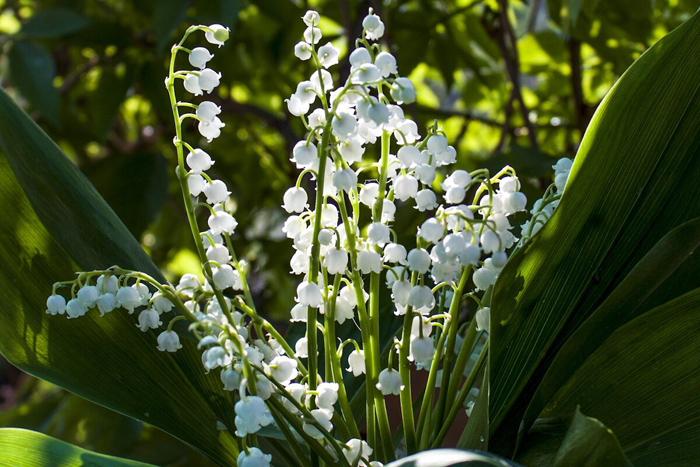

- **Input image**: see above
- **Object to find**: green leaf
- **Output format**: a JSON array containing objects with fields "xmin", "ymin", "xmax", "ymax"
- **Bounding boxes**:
[
  {"xmin": 8, "ymin": 41, "xmax": 60, "ymax": 126},
  {"xmin": 385, "ymin": 448, "xmax": 522, "ymax": 467},
  {"xmin": 552, "ymin": 408, "xmax": 629, "ymax": 467},
  {"xmin": 0, "ymin": 87, "xmax": 239, "ymax": 465},
  {"xmin": 457, "ymin": 372, "xmax": 489, "ymax": 451},
  {"xmin": 84, "ymin": 152, "xmax": 168, "ymax": 238},
  {"xmin": 521, "ymin": 217, "xmax": 700, "ymax": 434},
  {"xmin": 0, "ymin": 428, "xmax": 155, "ymax": 467},
  {"xmin": 542, "ymin": 287, "xmax": 700, "ymax": 465},
  {"xmin": 18, "ymin": 8, "xmax": 91, "ymax": 38},
  {"xmin": 487, "ymin": 11, "xmax": 700, "ymax": 455}
]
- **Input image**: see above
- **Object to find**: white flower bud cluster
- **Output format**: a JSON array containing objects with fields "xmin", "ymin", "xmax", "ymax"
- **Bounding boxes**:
[
  {"xmin": 520, "ymin": 157, "xmax": 572, "ymax": 242},
  {"xmin": 46, "ymin": 272, "xmax": 182, "ymax": 353}
]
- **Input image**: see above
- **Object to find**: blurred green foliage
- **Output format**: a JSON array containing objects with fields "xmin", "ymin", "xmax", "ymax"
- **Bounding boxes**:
[{"xmin": 0, "ymin": 0, "xmax": 696, "ymax": 462}]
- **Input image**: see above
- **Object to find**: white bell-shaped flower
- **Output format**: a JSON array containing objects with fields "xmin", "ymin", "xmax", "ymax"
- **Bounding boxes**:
[
  {"xmin": 410, "ymin": 337, "xmax": 434, "ymax": 370},
  {"xmin": 407, "ymin": 248, "xmax": 431, "ymax": 274},
  {"xmin": 376, "ymin": 368, "xmax": 403, "ymax": 395},
  {"xmin": 553, "ymin": 157, "xmax": 573, "ymax": 175},
  {"xmin": 332, "ymin": 112, "xmax": 358, "ymax": 139},
  {"xmin": 392, "ymin": 280, "xmax": 412, "ymax": 307},
  {"xmin": 343, "ymin": 439, "xmax": 373, "ymax": 465},
  {"xmin": 97, "ymin": 275, "xmax": 119, "ymax": 295},
  {"xmin": 295, "ymin": 336, "xmax": 308, "ymax": 357},
  {"xmin": 349, "ymin": 48, "xmax": 372, "ymax": 67},
  {"xmin": 234, "ymin": 395, "xmax": 273, "ymax": 437},
  {"xmin": 393, "ymin": 174, "xmax": 418, "ymax": 201},
  {"xmin": 367, "ymin": 222, "xmax": 390, "ymax": 246},
  {"xmin": 360, "ymin": 183, "xmax": 379, "ymax": 206},
  {"xmin": 415, "ymin": 163, "xmax": 436, "ymax": 184},
  {"xmin": 189, "ymin": 47, "xmax": 213, "ymax": 69},
  {"xmin": 352, "ymin": 63, "xmax": 381, "ymax": 84},
  {"xmin": 46, "ymin": 294, "xmax": 66, "ymax": 315},
  {"xmin": 407, "ymin": 285, "xmax": 434, "ymax": 309},
  {"xmin": 418, "ymin": 218, "xmax": 444, "ymax": 244},
  {"xmin": 310, "ymin": 69, "xmax": 333, "ymax": 94},
  {"xmin": 186, "ymin": 148, "xmax": 214, "ymax": 173},
  {"xmin": 77, "ymin": 285, "xmax": 99, "ymax": 308},
  {"xmin": 480, "ymin": 230, "xmax": 502, "ymax": 254},
  {"xmin": 362, "ymin": 12, "xmax": 385, "ymax": 40},
  {"xmin": 213, "ymin": 265, "xmax": 236, "ymax": 290},
  {"xmin": 208, "ymin": 211, "xmax": 238, "ymax": 235},
  {"xmin": 347, "ymin": 349, "xmax": 366, "ymax": 376},
  {"xmin": 137, "ymin": 308, "xmax": 161, "ymax": 332},
  {"xmin": 286, "ymin": 94, "xmax": 309, "ymax": 117},
  {"xmin": 304, "ymin": 408, "xmax": 333, "ymax": 439},
  {"xmin": 292, "ymin": 141, "xmax": 317, "ymax": 168},
  {"xmin": 65, "ymin": 298, "xmax": 87, "ymax": 319},
  {"xmin": 282, "ymin": 187, "xmax": 308, "ymax": 213},
  {"xmin": 297, "ymin": 281, "xmax": 323, "ymax": 308},
  {"xmin": 316, "ymin": 382, "xmax": 339, "ymax": 410},
  {"xmin": 220, "ymin": 367, "xmax": 240, "ymax": 391},
  {"xmin": 383, "ymin": 243, "xmax": 407, "ymax": 264},
  {"xmin": 116, "ymin": 286, "xmax": 141, "ymax": 313},
  {"xmin": 196, "ymin": 101, "xmax": 221, "ymax": 124},
  {"xmin": 390, "ymin": 77, "xmax": 416, "ymax": 104},
  {"xmin": 198, "ymin": 117, "xmax": 225, "ymax": 142},
  {"xmin": 357, "ymin": 249, "xmax": 382, "ymax": 274},
  {"xmin": 473, "ymin": 267, "xmax": 496, "ymax": 291},
  {"xmin": 237, "ymin": 447, "xmax": 272, "ymax": 467},
  {"xmin": 318, "ymin": 43, "xmax": 340, "ymax": 68},
  {"xmin": 332, "ymin": 168, "xmax": 358, "ymax": 193},
  {"xmin": 475, "ymin": 307, "xmax": 490, "ymax": 332},
  {"xmin": 302, "ymin": 10, "xmax": 320, "ymax": 26},
  {"xmin": 303, "ymin": 26, "xmax": 322, "ymax": 44},
  {"xmin": 382, "ymin": 199, "xmax": 396, "ymax": 223},
  {"xmin": 198, "ymin": 68, "xmax": 221, "ymax": 93},
  {"xmin": 184, "ymin": 74, "xmax": 203, "ymax": 95},
  {"xmin": 151, "ymin": 292, "xmax": 173, "ymax": 314},
  {"xmin": 203, "ymin": 180, "xmax": 230, "ymax": 205},
  {"xmin": 323, "ymin": 247, "xmax": 348, "ymax": 275},
  {"xmin": 375, "ymin": 51, "xmax": 397, "ymax": 77},
  {"xmin": 205, "ymin": 24, "xmax": 229, "ymax": 47},
  {"xmin": 415, "ymin": 189, "xmax": 438, "ymax": 212},
  {"xmin": 268, "ymin": 355, "xmax": 298, "ymax": 386},
  {"xmin": 207, "ymin": 244, "xmax": 231, "ymax": 264},
  {"xmin": 157, "ymin": 331, "xmax": 182, "ymax": 352},
  {"xmin": 294, "ymin": 41, "xmax": 312, "ymax": 60},
  {"xmin": 188, "ymin": 174, "xmax": 206, "ymax": 196}
]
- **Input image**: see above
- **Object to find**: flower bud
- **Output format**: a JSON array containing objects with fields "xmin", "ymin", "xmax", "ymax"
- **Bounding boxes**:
[
  {"xmin": 65, "ymin": 298, "xmax": 87, "ymax": 319},
  {"xmin": 77, "ymin": 285, "xmax": 99, "ymax": 308},
  {"xmin": 475, "ymin": 307, "xmax": 490, "ymax": 332},
  {"xmin": 205, "ymin": 24, "xmax": 229, "ymax": 47},
  {"xmin": 282, "ymin": 187, "xmax": 308, "ymax": 213}
]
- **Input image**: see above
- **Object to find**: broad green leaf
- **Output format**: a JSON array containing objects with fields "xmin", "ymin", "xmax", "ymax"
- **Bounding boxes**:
[
  {"xmin": 0, "ymin": 87, "xmax": 239, "ymax": 465},
  {"xmin": 515, "ymin": 410, "xmax": 629, "ymax": 467},
  {"xmin": 552, "ymin": 408, "xmax": 629, "ymax": 467},
  {"xmin": 84, "ymin": 152, "xmax": 168, "ymax": 238},
  {"xmin": 457, "ymin": 373, "xmax": 489, "ymax": 451},
  {"xmin": 8, "ymin": 41, "xmax": 60, "ymax": 126},
  {"xmin": 386, "ymin": 448, "xmax": 521, "ymax": 467},
  {"xmin": 18, "ymin": 8, "xmax": 91, "ymax": 39},
  {"xmin": 542, "ymin": 287, "xmax": 700, "ymax": 465},
  {"xmin": 0, "ymin": 428, "xmax": 154, "ymax": 467},
  {"xmin": 520, "ymin": 217, "xmax": 700, "ymax": 434},
  {"xmin": 488, "ymin": 11, "xmax": 700, "ymax": 455}
]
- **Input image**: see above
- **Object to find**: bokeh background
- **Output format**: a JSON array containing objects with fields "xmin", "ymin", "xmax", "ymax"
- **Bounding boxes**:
[{"xmin": 0, "ymin": 0, "xmax": 696, "ymax": 464}]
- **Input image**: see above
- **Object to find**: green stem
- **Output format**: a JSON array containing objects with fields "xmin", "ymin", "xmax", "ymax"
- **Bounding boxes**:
[
  {"xmin": 433, "ymin": 268, "xmax": 471, "ymax": 436},
  {"xmin": 307, "ymin": 119, "xmax": 334, "ymax": 393},
  {"xmin": 398, "ymin": 272, "xmax": 419, "ymax": 454}
]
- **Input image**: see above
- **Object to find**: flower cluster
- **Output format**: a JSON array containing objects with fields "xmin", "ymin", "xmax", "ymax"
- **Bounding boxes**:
[{"xmin": 46, "ymin": 11, "xmax": 572, "ymax": 467}]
